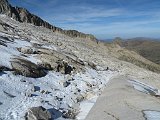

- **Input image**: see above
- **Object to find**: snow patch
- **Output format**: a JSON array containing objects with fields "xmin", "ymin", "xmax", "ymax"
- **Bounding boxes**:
[
  {"xmin": 128, "ymin": 80, "xmax": 160, "ymax": 96},
  {"xmin": 143, "ymin": 110, "xmax": 160, "ymax": 120},
  {"xmin": 0, "ymin": 44, "xmax": 19, "ymax": 68},
  {"xmin": 76, "ymin": 96, "xmax": 98, "ymax": 120},
  {"xmin": 0, "ymin": 34, "xmax": 42, "ymax": 68},
  {"xmin": 0, "ymin": 68, "xmax": 116, "ymax": 120}
]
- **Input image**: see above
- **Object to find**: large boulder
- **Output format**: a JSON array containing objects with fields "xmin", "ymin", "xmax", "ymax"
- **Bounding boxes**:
[
  {"xmin": 17, "ymin": 47, "xmax": 39, "ymax": 54},
  {"xmin": 0, "ymin": 66, "xmax": 11, "ymax": 72},
  {"xmin": 0, "ymin": 24, "xmax": 5, "ymax": 32},
  {"xmin": 11, "ymin": 58, "xmax": 47, "ymax": 78},
  {"xmin": 56, "ymin": 61, "xmax": 73, "ymax": 74},
  {"xmin": 88, "ymin": 61, "xmax": 97, "ymax": 70},
  {"xmin": 62, "ymin": 109, "xmax": 78, "ymax": 119},
  {"xmin": 38, "ymin": 62, "xmax": 52, "ymax": 70},
  {"xmin": 25, "ymin": 106, "xmax": 52, "ymax": 120}
]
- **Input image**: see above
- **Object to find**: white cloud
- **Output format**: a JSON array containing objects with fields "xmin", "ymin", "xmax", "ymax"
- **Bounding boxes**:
[
  {"xmin": 58, "ymin": 18, "xmax": 160, "ymax": 39},
  {"xmin": 44, "ymin": 5, "xmax": 125, "ymax": 23},
  {"xmin": 39, "ymin": 3, "xmax": 160, "ymax": 39}
]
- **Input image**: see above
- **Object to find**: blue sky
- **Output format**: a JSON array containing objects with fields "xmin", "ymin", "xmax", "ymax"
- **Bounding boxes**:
[{"xmin": 9, "ymin": 0, "xmax": 160, "ymax": 39}]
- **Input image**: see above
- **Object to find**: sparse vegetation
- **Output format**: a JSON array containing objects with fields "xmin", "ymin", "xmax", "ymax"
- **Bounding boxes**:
[
  {"xmin": 119, "ymin": 55, "xmax": 160, "ymax": 73},
  {"xmin": 116, "ymin": 38, "xmax": 160, "ymax": 65}
]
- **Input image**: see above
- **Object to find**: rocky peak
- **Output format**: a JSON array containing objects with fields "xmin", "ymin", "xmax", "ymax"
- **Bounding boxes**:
[
  {"xmin": 0, "ymin": 0, "xmax": 97, "ymax": 40},
  {"xmin": 0, "ymin": 0, "xmax": 10, "ymax": 14}
]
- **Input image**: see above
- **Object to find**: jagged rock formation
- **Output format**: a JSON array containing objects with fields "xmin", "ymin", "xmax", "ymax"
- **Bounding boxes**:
[
  {"xmin": 1, "ymin": 7, "xmax": 160, "ymax": 120},
  {"xmin": 25, "ymin": 106, "xmax": 52, "ymax": 120},
  {"xmin": 0, "ymin": 0, "xmax": 10, "ymax": 13},
  {"xmin": 1, "ymin": 1, "xmax": 160, "ymax": 120},
  {"xmin": 0, "ymin": 0, "xmax": 96, "ymax": 40},
  {"xmin": 11, "ymin": 58, "xmax": 47, "ymax": 78}
]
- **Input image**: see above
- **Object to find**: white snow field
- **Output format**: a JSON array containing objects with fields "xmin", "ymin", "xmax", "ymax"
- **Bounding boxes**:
[
  {"xmin": 143, "ymin": 110, "xmax": 160, "ymax": 120},
  {"xmin": 0, "ymin": 30, "xmax": 117, "ymax": 120},
  {"xmin": 0, "ymin": 70, "xmax": 115, "ymax": 120}
]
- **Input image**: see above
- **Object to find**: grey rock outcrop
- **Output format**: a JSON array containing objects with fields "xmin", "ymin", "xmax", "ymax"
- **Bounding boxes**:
[
  {"xmin": 56, "ymin": 60, "xmax": 73, "ymax": 74},
  {"xmin": 0, "ymin": 0, "xmax": 97, "ymax": 40},
  {"xmin": 38, "ymin": 62, "xmax": 52, "ymax": 70},
  {"xmin": 17, "ymin": 47, "xmax": 39, "ymax": 54},
  {"xmin": 0, "ymin": 0, "xmax": 10, "ymax": 14},
  {"xmin": 62, "ymin": 109, "xmax": 78, "ymax": 119},
  {"xmin": 11, "ymin": 58, "xmax": 47, "ymax": 78},
  {"xmin": 25, "ymin": 106, "xmax": 52, "ymax": 120},
  {"xmin": 0, "ymin": 66, "xmax": 11, "ymax": 71}
]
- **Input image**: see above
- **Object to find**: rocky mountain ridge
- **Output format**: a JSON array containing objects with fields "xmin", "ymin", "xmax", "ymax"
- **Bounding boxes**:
[
  {"xmin": 1, "ymin": 0, "xmax": 160, "ymax": 120},
  {"xmin": 0, "ymin": 0, "xmax": 96, "ymax": 40},
  {"xmin": 113, "ymin": 37, "xmax": 160, "ymax": 65}
]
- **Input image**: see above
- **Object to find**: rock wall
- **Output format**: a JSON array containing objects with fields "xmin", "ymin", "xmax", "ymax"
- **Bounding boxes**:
[{"xmin": 0, "ymin": 0, "xmax": 97, "ymax": 40}]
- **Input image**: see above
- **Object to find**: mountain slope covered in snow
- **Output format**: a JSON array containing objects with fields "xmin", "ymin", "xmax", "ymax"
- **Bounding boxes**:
[{"xmin": 0, "ymin": 1, "xmax": 160, "ymax": 120}]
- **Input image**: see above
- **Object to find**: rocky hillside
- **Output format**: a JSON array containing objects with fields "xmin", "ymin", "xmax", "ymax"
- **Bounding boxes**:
[
  {"xmin": 114, "ymin": 37, "xmax": 160, "ymax": 65},
  {"xmin": 0, "ymin": 1, "xmax": 160, "ymax": 120},
  {"xmin": 0, "ymin": 0, "xmax": 96, "ymax": 40},
  {"xmin": 97, "ymin": 39, "xmax": 160, "ymax": 73},
  {"xmin": 0, "ymin": 13, "xmax": 121, "ymax": 120}
]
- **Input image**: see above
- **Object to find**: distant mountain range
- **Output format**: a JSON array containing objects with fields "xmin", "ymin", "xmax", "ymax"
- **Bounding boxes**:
[
  {"xmin": 0, "ymin": 0, "xmax": 96, "ymax": 40},
  {"xmin": 114, "ymin": 37, "xmax": 160, "ymax": 65}
]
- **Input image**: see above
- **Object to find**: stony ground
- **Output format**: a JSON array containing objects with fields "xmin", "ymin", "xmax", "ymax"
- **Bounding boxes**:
[
  {"xmin": 86, "ymin": 76, "xmax": 160, "ymax": 120},
  {"xmin": 0, "ymin": 14, "xmax": 160, "ymax": 120}
]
